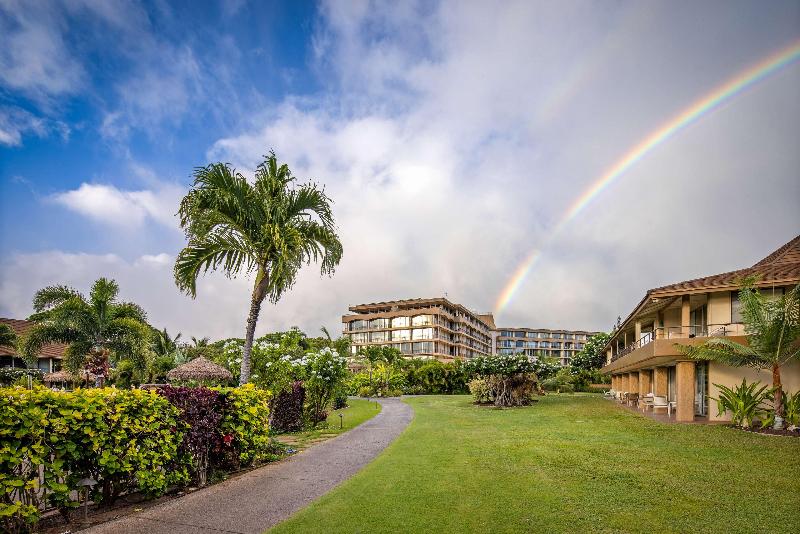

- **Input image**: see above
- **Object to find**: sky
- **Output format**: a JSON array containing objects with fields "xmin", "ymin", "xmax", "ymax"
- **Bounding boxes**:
[{"xmin": 1, "ymin": 0, "xmax": 799, "ymax": 341}]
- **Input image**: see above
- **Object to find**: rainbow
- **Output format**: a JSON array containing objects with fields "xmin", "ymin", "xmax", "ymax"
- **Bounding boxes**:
[{"xmin": 494, "ymin": 40, "xmax": 800, "ymax": 315}]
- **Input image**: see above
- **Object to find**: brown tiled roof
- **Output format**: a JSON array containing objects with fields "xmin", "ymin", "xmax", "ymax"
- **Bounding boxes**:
[
  {"xmin": 0, "ymin": 318, "xmax": 67, "ymax": 359},
  {"xmin": 649, "ymin": 235, "xmax": 800, "ymax": 296}
]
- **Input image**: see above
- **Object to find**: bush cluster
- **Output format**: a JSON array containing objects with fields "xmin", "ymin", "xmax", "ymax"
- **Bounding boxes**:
[
  {"xmin": 465, "ymin": 355, "xmax": 541, "ymax": 407},
  {"xmin": 0, "ymin": 387, "xmax": 187, "ymax": 533},
  {"xmin": 269, "ymin": 381, "xmax": 305, "ymax": 432},
  {"xmin": 0, "ymin": 384, "xmax": 272, "ymax": 532}
]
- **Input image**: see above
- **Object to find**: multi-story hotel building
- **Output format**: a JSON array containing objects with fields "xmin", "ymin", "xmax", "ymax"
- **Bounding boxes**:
[
  {"xmin": 341, "ymin": 297, "xmax": 495, "ymax": 361},
  {"xmin": 601, "ymin": 235, "xmax": 800, "ymax": 423},
  {"xmin": 494, "ymin": 328, "xmax": 602, "ymax": 366}
]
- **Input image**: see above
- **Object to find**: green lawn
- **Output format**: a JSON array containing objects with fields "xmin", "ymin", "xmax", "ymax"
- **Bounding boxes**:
[
  {"xmin": 271, "ymin": 395, "xmax": 800, "ymax": 533},
  {"xmin": 275, "ymin": 397, "xmax": 382, "ymax": 450}
]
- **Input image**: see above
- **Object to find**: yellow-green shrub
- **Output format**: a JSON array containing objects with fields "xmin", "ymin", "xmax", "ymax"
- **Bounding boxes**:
[
  {"xmin": 215, "ymin": 384, "xmax": 271, "ymax": 465},
  {"xmin": 0, "ymin": 387, "xmax": 187, "ymax": 532}
]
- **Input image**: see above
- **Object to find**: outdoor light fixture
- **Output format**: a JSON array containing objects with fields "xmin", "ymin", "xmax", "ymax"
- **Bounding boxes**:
[
  {"xmin": 77, "ymin": 477, "xmax": 97, "ymax": 521},
  {"xmin": 339, "ymin": 412, "xmax": 343, "ymax": 429}
]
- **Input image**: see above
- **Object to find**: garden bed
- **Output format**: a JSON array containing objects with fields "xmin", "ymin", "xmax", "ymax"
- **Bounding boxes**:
[{"xmin": 737, "ymin": 426, "xmax": 800, "ymax": 438}]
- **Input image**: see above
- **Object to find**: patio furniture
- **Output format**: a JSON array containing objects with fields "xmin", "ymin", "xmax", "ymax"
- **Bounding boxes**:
[
  {"xmin": 638, "ymin": 393, "xmax": 654, "ymax": 411},
  {"xmin": 604, "ymin": 389, "xmax": 616, "ymax": 399},
  {"xmin": 668, "ymin": 401, "xmax": 677, "ymax": 417},
  {"xmin": 626, "ymin": 393, "xmax": 639, "ymax": 407},
  {"xmin": 652, "ymin": 395, "xmax": 668, "ymax": 414}
]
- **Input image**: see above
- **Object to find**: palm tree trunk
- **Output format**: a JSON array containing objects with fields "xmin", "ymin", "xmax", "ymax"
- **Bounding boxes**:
[
  {"xmin": 240, "ymin": 271, "xmax": 269, "ymax": 385},
  {"xmin": 772, "ymin": 363, "xmax": 784, "ymax": 429}
]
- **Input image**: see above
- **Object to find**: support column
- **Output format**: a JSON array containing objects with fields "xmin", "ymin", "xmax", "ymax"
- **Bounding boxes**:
[
  {"xmin": 676, "ymin": 361, "xmax": 695, "ymax": 422},
  {"xmin": 639, "ymin": 370, "xmax": 651, "ymax": 397},
  {"xmin": 612, "ymin": 375, "xmax": 617, "ymax": 390},
  {"xmin": 634, "ymin": 320, "xmax": 642, "ymax": 343},
  {"xmin": 629, "ymin": 372, "xmax": 639, "ymax": 397},
  {"xmin": 681, "ymin": 295, "xmax": 691, "ymax": 336},
  {"xmin": 656, "ymin": 310, "xmax": 664, "ymax": 338},
  {"xmin": 654, "ymin": 367, "xmax": 668, "ymax": 396}
]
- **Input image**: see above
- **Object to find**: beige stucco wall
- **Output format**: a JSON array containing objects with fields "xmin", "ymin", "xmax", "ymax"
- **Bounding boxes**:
[
  {"xmin": 707, "ymin": 291, "xmax": 731, "ymax": 325},
  {"xmin": 663, "ymin": 308, "xmax": 681, "ymax": 329},
  {"xmin": 707, "ymin": 360, "xmax": 800, "ymax": 422}
]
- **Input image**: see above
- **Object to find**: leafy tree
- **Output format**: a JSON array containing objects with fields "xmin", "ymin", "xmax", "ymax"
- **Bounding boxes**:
[
  {"xmin": 570, "ymin": 332, "xmax": 612, "ymax": 372},
  {"xmin": 174, "ymin": 152, "xmax": 343, "ymax": 384},
  {"xmin": 0, "ymin": 323, "xmax": 17, "ymax": 350},
  {"xmin": 20, "ymin": 278, "xmax": 151, "ymax": 385},
  {"xmin": 677, "ymin": 278, "xmax": 799, "ymax": 429}
]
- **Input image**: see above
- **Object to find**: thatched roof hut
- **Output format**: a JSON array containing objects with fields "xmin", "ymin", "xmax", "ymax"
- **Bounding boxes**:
[
  {"xmin": 43, "ymin": 370, "xmax": 94, "ymax": 384},
  {"xmin": 167, "ymin": 356, "xmax": 232, "ymax": 383}
]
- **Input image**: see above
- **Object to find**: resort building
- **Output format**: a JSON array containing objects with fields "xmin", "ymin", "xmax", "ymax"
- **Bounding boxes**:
[
  {"xmin": 493, "ymin": 328, "xmax": 601, "ymax": 366},
  {"xmin": 342, "ymin": 297, "xmax": 495, "ymax": 361},
  {"xmin": 601, "ymin": 235, "xmax": 800, "ymax": 423},
  {"xmin": 0, "ymin": 318, "xmax": 65, "ymax": 373}
]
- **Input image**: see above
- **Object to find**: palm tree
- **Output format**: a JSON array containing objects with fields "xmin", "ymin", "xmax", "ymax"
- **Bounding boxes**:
[
  {"xmin": 0, "ymin": 323, "xmax": 16, "ymax": 350},
  {"xmin": 676, "ymin": 278, "xmax": 800, "ymax": 429},
  {"xmin": 174, "ymin": 152, "xmax": 343, "ymax": 384},
  {"xmin": 153, "ymin": 328, "xmax": 182, "ymax": 356},
  {"xmin": 21, "ymin": 278, "xmax": 152, "ymax": 386},
  {"xmin": 191, "ymin": 335, "xmax": 210, "ymax": 348}
]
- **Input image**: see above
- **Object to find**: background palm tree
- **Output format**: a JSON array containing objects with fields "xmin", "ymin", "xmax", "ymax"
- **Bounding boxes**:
[
  {"xmin": 191, "ymin": 335, "xmax": 210, "ymax": 347},
  {"xmin": 677, "ymin": 278, "xmax": 800, "ymax": 429},
  {"xmin": 0, "ymin": 323, "xmax": 17, "ymax": 350},
  {"xmin": 21, "ymin": 278, "xmax": 152, "ymax": 385},
  {"xmin": 174, "ymin": 151, "xmax": 343, "ymax": 384},
  {"xmin": 153, "ymin": 327, "xmax": 181, "ymax": 356}
]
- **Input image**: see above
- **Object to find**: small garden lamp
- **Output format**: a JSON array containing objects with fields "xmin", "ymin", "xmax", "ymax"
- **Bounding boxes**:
[
  {"xmin": 339, "ymin": 412, "xmax": 343, "ymax": 429},
  {"xmin": 77, "ymin": 477, "xmax": 97, "ymax": 520}
]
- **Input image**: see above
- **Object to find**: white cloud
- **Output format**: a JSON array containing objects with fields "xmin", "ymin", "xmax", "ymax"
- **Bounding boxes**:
[
  {"xmin": 0, "ymin": 106, "xmax": 70, "ymax": 147},
  {"xmin": 50, "ymin": 182, "xmax": 183, "ymax": 229}
]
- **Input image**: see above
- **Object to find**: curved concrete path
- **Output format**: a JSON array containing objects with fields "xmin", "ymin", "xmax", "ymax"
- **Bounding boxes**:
[{"xmin": 86, "ymin": 397, "xmax": 413, "ymax": 534}]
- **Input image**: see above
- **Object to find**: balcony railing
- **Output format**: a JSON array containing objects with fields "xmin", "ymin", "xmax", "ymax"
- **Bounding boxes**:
[{"xmin": 610, "ymin": 323, "xmax": 741, "ymax": 362}]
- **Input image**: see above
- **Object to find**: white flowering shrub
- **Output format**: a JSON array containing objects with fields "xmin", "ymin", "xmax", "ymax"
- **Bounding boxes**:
[{"xmin": 304, "ymin": 347, "xmax": 349, "ymax": 425}]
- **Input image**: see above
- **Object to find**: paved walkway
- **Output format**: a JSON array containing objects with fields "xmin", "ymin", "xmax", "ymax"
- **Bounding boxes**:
[{"xmin": 86, "ymin": 397, "xmax": 413, "ymax": 534}]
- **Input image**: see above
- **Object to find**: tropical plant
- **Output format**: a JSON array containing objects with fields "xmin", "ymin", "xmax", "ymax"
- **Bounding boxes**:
[
  {"xmin": 465, "ymin": 355, "xmax": 540, "ymax": 407},
  {"xmin": 152, "ymin": 328, "xmax": 181, "ymax": 356},
  {"xmin": 174, "ymin": 152, "xmax": 343, "ymax": 384},
  {"xmin": 191, "ymin": 335, "xmax": 210, "ymax": 348},
  {"xmin": 20, "ymin": 278, "xmax": 152, "ymax": 385},
  {"xmin": 710, "ymin": 379, "xmax": 772, "ymax": 429},
  {"xmin": 570, "ymin": 332, "xmax": 612, "ymax": 371},
  {"xmin": 0, "ymin": 323, "xmax": 16, "ymax": 350},
  {"xmin": 676, "ymin": 278, "xmax": 800, "ymax": 428},
  {"xmin": 783, "ymin": 390, "xmax": 800, "ymax": 430},
  {"xmin": 304, "ymin": 347, "xmax": 349, "ymax": 425}
]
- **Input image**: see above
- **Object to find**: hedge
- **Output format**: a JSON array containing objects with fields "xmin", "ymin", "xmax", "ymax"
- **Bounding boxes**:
[{"xmin": 0, "ymin": 385, "xmax": 271, "ymax": 533}]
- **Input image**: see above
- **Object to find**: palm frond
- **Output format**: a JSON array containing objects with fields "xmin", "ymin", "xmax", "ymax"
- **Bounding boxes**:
[{"xmin": 675, "ymin": 337, "xmax": 765, "ymax": 368}]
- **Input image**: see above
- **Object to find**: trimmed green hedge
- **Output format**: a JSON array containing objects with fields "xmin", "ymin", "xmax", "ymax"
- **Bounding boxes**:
[{"xmin": 0, "ymin": 385, "xmax": 271, "ymax": 533}]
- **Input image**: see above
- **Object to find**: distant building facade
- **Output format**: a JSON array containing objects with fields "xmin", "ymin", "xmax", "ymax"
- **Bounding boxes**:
[
  {"xmin": 341, "ymin": 298, "xmax": 495, "ymax": 362},
  {"xmin": 493, "ymin": 328, "xmax": 601, "ymax": 366}
]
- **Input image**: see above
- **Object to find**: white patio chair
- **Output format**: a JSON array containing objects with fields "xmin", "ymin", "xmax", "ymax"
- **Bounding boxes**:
[
  {"xmin": 638, "ymin": 392, "xmax": 654, "ymax": 411},
  {"xmin": 652, "ymin": 395, "xmax": 669, "ymax": 415}
]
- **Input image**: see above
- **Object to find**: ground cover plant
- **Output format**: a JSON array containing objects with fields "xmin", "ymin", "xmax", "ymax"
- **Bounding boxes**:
[{"xmin": 270, "ymin": 395, "xmax": 800, "ymax": 534}]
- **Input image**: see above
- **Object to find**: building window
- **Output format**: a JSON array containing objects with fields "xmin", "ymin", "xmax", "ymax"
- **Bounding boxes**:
[
  {"xmin": 413, "ymin": 341, "xmax": 434, "ymax": 354},
  {"xmin": 526, "ymin": 332, "xmax": 537, "ymax": 338},
  {"xmin": 392, "ymin": 316, "xmax": 410, "ymax": 328},
  {"xmin": 514, "ymin": 331, "xmax": 526, "ymax": 338},
  {"xmin": 412, "ymin": 315, "xmax": 433, "ymax": 326},
  {"xmin": 412, "ymin": 328, "xmax": 433, "ymax": 340},
  {"xmin": 731, "ymin": 292, "xmax": 743, "ymax": 323},
  {"xmin": 401, "ymin": 342, "xmax": 413, "ymax": 354},
  {"xmin": 370, "ymin": 318, "xmax": 389, "ymax": 329},
  {"xmin": 351, "ymin": 332, "xmax": 368, "ymax": 343},
  {"xmin": 370, "ymin": 331, "xmax": 388, "ymax": 343},
  {"xmin": 349, "ymin": 320, "xmax": 368, "ymax": 331},
  {"xmin": 393, "ymin": 329, "xmax": 411, "ymax": 341}
]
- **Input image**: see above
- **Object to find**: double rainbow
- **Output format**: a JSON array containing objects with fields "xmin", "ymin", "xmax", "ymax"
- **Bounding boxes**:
[{"xmin": 494, "ymin": 40, "xmax": 800, "ymax": 315}]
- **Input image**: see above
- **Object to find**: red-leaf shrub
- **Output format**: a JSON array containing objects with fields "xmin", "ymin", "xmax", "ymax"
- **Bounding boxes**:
[
  {"xmin": 158, "ymin": 386, "xmax": 224, "ymax": 485},
  {"xmin": 269, "ymin": 381, "xmax": 305, "ymax": 432}
]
